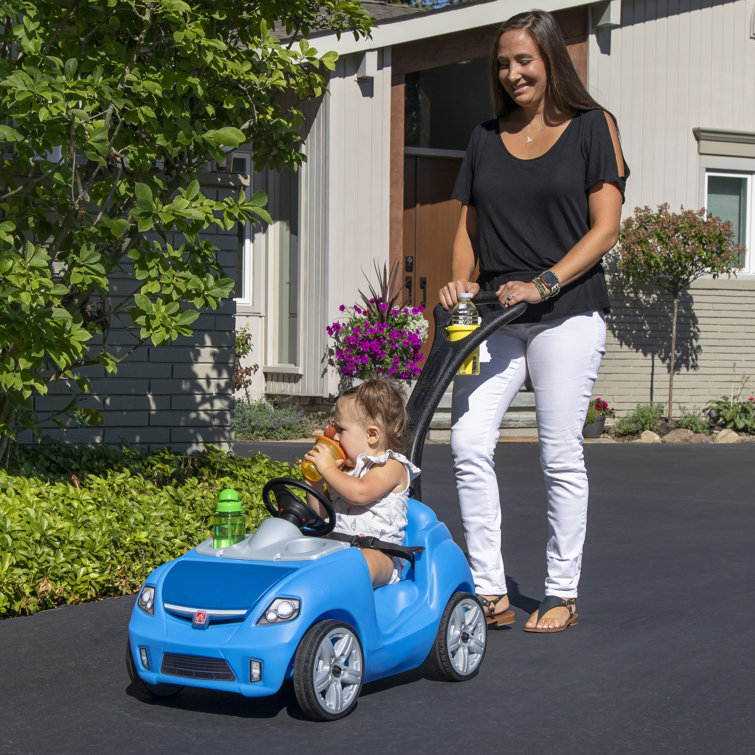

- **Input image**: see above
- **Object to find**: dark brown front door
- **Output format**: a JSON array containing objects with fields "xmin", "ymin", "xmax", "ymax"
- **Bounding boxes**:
[{"xmin": 403, "ymin": 152, "xmax": 463, "ymax": 356}]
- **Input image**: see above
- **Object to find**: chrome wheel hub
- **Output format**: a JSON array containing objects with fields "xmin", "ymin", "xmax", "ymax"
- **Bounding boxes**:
[
  {"xmin": 312, "ymin": 627, "xmax": 363, "ymax": 714},
  {"xmin": 446, "ymin": 598, "xmax": 486, "ymax": 675}
]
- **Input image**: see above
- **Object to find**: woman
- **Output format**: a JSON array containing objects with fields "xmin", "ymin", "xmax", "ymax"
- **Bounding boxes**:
[{"xmin": 439, "ymin": 10, "xmax": 628, "ymax": 632}]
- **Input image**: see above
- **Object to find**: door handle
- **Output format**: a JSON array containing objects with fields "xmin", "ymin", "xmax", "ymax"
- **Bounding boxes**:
[
  {"xmin": 419, "ymin": 276, "xmax": 426, "ymax": 309},
  {"xmin": 405, "ymin": 276, "xmax": 412, "ymax": 300}
]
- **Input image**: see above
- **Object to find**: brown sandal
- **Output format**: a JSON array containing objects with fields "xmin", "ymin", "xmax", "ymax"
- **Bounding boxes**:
[
  {"xmin": 523, "ymin": 596, "xmax": 578, "ymax": 633},
  {"xmin": 478, "ymin": 594, "xmax": 515, "ymax": 627}
]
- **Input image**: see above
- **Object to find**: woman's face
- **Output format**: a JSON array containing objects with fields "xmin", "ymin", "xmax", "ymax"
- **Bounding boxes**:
[{"xmin": 496, "ymin": 29, "xmax": 548, "ymax": 112}]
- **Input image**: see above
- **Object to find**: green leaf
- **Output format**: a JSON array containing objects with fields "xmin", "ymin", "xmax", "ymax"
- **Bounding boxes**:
[{"xmin": 205, "ymin": 126, "xmax": 245, "ymax": 148}]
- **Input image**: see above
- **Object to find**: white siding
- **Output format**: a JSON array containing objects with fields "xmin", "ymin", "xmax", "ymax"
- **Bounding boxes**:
[
  {"xmin": 587, "ymin": 0, "xmax": 755, "ymax": 419},
  {"xmin": 596, "ymin": 278, "xmax": 755, "ymax": 415},
  {"xmin": 322, "ymin": 50, "xmax": 394, "ymax": 396},
  {"xmin": 588, "ymin": 0, "xmax": 755, "ymax": 214}
]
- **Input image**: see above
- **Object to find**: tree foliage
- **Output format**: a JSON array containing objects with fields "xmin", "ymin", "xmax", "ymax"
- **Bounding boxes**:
[
  {"xmin": 617, "ymin": 204, "xmax": 742, "ymax": 418},
  {"xmin": 0, "ymin": 0, "xmax": 372, "ymax": 449}
]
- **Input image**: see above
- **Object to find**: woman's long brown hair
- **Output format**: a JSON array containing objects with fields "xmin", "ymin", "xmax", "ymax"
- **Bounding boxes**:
[{"xmin": 490, "ymin": 9, "xmax": 605, "ymax": 121}]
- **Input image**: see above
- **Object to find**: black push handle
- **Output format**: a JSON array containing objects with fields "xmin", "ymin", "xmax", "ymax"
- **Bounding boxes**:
[{"xmin": 405, "ymin": 293, "xmax": 526, "ymax": 498}]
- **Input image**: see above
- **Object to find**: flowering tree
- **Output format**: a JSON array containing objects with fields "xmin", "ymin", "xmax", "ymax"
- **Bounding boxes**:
[{"xmin": 617, "ymin": 204, "xmax": 742, "ymax": 418}]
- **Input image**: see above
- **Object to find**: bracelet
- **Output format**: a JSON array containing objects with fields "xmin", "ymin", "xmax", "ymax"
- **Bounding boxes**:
[
  {"xmin": 532, "ymin": 277, "xmax": 549, "ymax": 301},
  {"xmin": 532, "ymin": 270, "xmax": 561, "ymax": 300}
]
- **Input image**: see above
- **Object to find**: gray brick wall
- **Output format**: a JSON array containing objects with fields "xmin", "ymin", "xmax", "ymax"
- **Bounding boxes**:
[{"xmin": 20, "ymin": 178, "xmax": 240, "ymax": 455}]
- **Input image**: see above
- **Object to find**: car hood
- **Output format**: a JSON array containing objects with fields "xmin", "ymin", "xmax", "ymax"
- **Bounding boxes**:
[{"xmin": 161, "ymin": 558, "xmax": 298, "ymax": 611}]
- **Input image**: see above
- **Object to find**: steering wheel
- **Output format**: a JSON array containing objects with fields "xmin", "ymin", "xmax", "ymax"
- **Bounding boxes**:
[{"xmin": 261, "ymin": 477, "xmax": 336, "ymax": 537}]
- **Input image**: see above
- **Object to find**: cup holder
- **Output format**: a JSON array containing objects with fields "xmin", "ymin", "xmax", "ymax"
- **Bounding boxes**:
[{"xmin": 286, "ymin": 539, "xmax": 324, "ymax": 555}]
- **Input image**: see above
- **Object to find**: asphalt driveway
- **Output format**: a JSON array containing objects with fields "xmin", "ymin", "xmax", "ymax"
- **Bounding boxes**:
[{"xmin": 2, "ymin": 442, "xmax": 753, "ymax": 754}]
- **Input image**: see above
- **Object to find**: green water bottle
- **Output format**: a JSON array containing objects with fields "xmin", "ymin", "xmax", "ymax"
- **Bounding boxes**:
[{"xmin": 212, "ymin": 489, "xmax": 246, "ymax": 548}]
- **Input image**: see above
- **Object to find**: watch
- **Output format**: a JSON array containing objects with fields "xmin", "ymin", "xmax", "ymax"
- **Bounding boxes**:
[{"xmin": 538, "ymin": 270, "xmax": 561, "ymax": 297}]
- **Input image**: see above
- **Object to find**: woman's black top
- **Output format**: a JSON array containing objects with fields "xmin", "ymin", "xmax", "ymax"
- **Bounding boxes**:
[{"xmin": 452, "ymin": 108, "xmax": 629, "ymax": 323}]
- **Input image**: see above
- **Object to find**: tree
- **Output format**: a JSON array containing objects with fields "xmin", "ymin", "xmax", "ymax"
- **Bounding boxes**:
[
  {"xmin": 616, "ymin": 204, "xmax": 743, "ymax": 419},
  {"xmin": 0, "ymin": 0, "xmax": 373, "ymax": 455}
]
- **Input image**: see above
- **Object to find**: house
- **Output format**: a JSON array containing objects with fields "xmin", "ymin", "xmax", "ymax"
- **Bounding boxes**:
[
  {"xmin": 239, "ymin": 0, "xmax": 755, "ymax": 423},
  {"xmin": 27, "ymin": 0, "xmax": 755, "ymax": 452}
]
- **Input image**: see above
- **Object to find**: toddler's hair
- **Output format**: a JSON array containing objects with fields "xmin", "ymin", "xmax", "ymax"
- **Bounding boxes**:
[{"xmin": 341, "ymin": 377, "xmax": 411, "ymax": 453}]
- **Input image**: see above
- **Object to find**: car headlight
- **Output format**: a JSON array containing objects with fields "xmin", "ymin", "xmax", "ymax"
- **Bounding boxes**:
[
  {"xmin": 257, "ymin": 597, "xmax": 300, "ymax": 625},
  {"xmin": 137, "ymin": 585, "xmax": 155, "ymax": 616}
]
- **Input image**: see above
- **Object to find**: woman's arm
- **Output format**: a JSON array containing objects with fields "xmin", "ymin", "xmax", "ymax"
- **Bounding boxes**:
[{"xmin": 439, "ymin": 203, "xmax": 480, "ymax": 310}]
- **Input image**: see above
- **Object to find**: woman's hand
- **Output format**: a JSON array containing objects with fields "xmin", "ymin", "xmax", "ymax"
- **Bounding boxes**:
[
  {"xmin": 496, "ymin": 281, "xmax": 542, "ymax": 308},
  {"xmin": 439, "ymin": 280, "xmax": 480, "ymax": 311}
]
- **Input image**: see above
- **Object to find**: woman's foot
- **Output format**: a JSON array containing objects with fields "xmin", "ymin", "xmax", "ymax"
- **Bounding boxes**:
[
  {"xmin": 478, "ymin": 593, "xmax": 515, "ymax": 627},
  {"xmin": 524, "ymin": 596, "xmax": 578, "ymax": 633}
]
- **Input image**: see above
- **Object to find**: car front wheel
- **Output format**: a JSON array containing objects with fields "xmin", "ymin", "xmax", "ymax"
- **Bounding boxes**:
[
  {"xmin": 432, "ymin": 592, "xmax": 487, "ymax": 681},
  {"xmin": 293, "ymin": 620, "xmax": 364, "ymax": 721}
]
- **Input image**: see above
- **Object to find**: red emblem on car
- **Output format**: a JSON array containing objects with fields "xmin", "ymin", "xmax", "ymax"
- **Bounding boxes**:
[{"xmin": 193, "ymin": 610, "xmax": 208, "ymax": 627}]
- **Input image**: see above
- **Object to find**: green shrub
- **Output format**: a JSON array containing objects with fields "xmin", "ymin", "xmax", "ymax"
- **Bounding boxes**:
[
  {"xmin": 1, "ymin": 442, "xmax": 298, "ymax": 618},
  {"xmin": 613, "ymin": 403, "xmax": 664, "ymax": 436},
  {"xmin": 705, "ymin": 376, "xmax": 755, "ymax": 434},
  {"xmin": 233, "ymin": 397, "xmax": 320, "ymax": 440},
  {"xmin": 677, "ymin": 406, "xmax": 708, "ymax": 434}
]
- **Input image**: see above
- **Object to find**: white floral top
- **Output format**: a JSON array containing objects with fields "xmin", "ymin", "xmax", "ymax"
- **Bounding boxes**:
[{"xmin": 331, "ymin": 449, "xmax": 421, "ymax": 546}]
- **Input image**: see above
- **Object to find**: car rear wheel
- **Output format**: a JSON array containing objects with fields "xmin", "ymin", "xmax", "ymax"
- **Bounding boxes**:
[
  {"xmin": 432, "ymin": 592, "xmax": 487, "ymax": 681},
  {"xmin": 293, "ymin": 620, "xmax": 364, "ymax": 721},
  {"xmin": 126, "ymin": 641, "xmax": 183, "ymax": 698}
]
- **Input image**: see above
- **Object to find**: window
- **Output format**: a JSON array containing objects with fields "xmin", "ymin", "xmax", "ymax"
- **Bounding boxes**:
[
  {"xmin": 222, "ymin": 153, "xmax": 255, "ymax": 306},
  {"xmin": 694, "ymin": 128, "xmax": 755, "ymax": 274},
  {"xmin": 705, "ymin": 171, "xmax": 754, "ymax": 273},
  {"xmin": 269, "ymin": 167, "xmax": 300, "ymax": 367}
]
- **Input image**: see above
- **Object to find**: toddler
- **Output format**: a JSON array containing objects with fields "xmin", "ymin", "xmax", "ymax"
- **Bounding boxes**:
[{"xmin": 303, "ymin": 376, "xmax": 420, "ymax": 587}]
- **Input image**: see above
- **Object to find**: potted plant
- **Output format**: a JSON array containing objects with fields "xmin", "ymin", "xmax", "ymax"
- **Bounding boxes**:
[
  {"xmin": 326, "ymin": 264, "xmax": 428, "ymax": 391},
  {"xmin": 583, "ymin": 397, "xmax": 615, "ymax": 438}
]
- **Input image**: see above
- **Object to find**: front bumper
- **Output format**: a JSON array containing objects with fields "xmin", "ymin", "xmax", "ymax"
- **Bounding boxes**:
[{"xmin": 128, "ymin": 603, "xmax": 302, "ymax": 697}]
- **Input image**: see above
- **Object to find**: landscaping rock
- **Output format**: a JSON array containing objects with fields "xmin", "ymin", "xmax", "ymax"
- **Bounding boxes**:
[
  {"xmin": 662, "ymin": 428, "xmax": 710, "ymax": 444},
  {"xmin": 638, "ymin": 430, "xmax": 661, "ymax": 443},
  {"xmin": 715, "ymin": 429, "xmax": 741, "ymax": 444}
]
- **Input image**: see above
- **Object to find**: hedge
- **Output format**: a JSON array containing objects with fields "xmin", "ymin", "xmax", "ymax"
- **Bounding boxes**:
[{"xmin": 0, "ymin": 442, "xmax": 298, "ymax": 618}]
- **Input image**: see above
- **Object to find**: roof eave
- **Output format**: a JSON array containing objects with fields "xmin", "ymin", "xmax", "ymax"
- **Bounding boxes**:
[{"xmin": 309, "ymin": 0, "xmax": 588, "ymax": 56}]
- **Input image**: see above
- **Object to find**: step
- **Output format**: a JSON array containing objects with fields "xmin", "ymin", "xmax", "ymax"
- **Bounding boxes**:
[{"xmin": 426, "ymin": 386, "xmax": 538, "ymax": 442}]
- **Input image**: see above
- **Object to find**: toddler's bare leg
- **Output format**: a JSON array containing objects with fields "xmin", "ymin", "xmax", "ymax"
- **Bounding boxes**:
[{"xmin": 360, "ymin": 548, "xmax": 394, "ymax": 588}]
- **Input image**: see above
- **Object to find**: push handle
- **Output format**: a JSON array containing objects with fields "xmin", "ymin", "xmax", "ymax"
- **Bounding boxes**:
[{"xmin": 405, "ymin": 294, "xmax": 527, "ymax": 498}]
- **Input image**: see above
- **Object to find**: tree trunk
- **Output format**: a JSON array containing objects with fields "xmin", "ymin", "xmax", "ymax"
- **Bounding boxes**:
[
  {"xmin": 0, "ymin": 396, "xmax": 14, "ymax": 469},
  {"xmin": 667, "ymin": 295, "xmax": 679, "ymax": 419}
]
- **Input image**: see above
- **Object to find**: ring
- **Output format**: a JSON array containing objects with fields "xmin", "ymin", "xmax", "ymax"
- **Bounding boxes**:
[{"xmin": 506, "ymin": 294, "xmax": 514, "ymax": 301}]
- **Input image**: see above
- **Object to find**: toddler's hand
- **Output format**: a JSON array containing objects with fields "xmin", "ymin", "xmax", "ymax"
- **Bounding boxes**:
[{"xmin": 303, "ymin": 443, "xmax": 344, "ymax": 475}]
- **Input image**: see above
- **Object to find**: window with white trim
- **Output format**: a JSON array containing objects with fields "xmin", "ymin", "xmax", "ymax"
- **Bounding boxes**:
[
  {"xmin": 705, "ymin": 171, "xmax": 754, "ymax": 273},
  {"xmin": 267, "ymin": 166, "xmax": 300, "ymax": 368},
  {"xmin": 694, "ymin": 128, "xmax": 755, "ymax": 275},
  {"xmin": 225, "ymin": 152, "xmax": 255, "ymax": 306}
]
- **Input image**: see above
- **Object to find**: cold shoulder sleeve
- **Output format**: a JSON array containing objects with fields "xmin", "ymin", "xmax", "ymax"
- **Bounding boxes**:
[{"xmin": 582, "ymin": 109, "xmax": 629, "ymax": 201}]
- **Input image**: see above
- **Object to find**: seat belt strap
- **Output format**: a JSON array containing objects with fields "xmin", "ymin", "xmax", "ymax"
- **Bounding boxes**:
[{"xmin": 326, "ymin": 532, "xmax": 424, "ymax": 567}]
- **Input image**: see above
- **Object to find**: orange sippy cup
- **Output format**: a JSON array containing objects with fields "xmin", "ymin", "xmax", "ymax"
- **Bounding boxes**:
[{"xmin": 300, "ymin": 436, "xmax": 346, "ymax": 482}]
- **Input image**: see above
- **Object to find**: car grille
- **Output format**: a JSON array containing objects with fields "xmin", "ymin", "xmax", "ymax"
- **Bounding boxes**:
[{"xmin": 161, "ymin": 653, "xmax": 235, "ymax": 681}]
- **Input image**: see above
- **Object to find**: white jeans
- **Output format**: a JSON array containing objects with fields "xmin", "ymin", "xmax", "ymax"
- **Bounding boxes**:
[{"xmin": 451, "ymin": 311, "xmax": 606, "ymax": 599}]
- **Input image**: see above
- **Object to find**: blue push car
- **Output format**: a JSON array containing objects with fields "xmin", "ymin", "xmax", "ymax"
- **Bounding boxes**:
[{"xmin": 126, "ymin": 296, "xmax": 525, "ymax": 720}]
